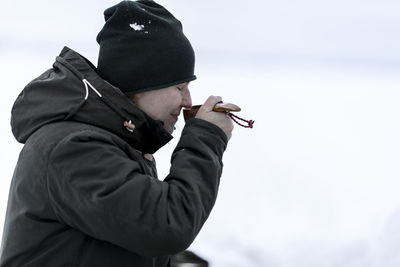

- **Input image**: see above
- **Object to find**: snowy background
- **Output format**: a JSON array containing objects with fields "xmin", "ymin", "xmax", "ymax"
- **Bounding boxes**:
[{"xmin": 1, "ymin": 1, "xmax": 400, "ymax": 266}]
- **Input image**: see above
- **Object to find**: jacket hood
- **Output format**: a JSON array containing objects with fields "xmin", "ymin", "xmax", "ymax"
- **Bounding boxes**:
[{"xmin": 11, "ymin": 47, "xmax": 172, "ymax": 154}]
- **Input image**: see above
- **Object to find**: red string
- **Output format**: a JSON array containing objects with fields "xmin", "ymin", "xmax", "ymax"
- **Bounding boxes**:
[{"xmin": 228, "ymin": 113, "xmax": 255, "ymax": 128}]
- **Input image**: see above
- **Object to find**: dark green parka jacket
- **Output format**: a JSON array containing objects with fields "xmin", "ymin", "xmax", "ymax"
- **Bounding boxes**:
[{"xmin": 0, "ymin": 47, "xmax": 227, "ymax": 267}]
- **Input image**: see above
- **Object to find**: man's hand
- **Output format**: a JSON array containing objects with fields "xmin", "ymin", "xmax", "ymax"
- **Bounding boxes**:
[{"xmin": 195, "ymin": 96, "xmax": 234, "ymax": 141}]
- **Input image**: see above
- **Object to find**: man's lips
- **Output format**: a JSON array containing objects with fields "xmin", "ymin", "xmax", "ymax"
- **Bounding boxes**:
[
  {"xmin": 171, "ymin": 110, "xmax": 181, "ymax": 117},
  {"xmin": 171, "ymin": 109, "xmax": 182, "ymax": 122}
]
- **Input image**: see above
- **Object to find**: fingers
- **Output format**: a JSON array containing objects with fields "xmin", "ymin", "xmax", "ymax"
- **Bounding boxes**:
[
  {"xmin": 200, "ymin": 96, "xmax": 222, "ymax": 112},
  {"xmin": 195, "ymin": 95, "xmax": 234, "ymax": 141}
]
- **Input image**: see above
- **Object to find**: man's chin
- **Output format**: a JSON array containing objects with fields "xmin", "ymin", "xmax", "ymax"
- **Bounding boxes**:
[{"xmin": 165, "ymin": 125, "xmax": 175, "ymax": 135}]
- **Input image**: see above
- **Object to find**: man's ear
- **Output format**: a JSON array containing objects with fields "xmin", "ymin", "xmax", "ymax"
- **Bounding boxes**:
[{"xmin": 130, "ymin": 93, "xmax": 141, "ymax": 103}]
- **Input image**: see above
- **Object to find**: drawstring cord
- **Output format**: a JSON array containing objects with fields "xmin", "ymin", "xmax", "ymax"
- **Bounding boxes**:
[
  {"xmin": 81, "ymin": 79, "xmax": 134, "ymax": 133},
  {"xmin": 228, "ymin": 113, "xmax": 254, "ymax": 128},
  {"xmin": 63, "ymin": 79, "xmax": 99, "ymax": 120},
  {"xmin": 82, "ymin": 79, "xmax": 102, "ymax": 99}
]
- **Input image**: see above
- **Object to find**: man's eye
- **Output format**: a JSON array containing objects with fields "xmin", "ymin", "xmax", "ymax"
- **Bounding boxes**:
[{"xmin": 177, "ymin": 86, "xmax": 183, "ymax": 91}]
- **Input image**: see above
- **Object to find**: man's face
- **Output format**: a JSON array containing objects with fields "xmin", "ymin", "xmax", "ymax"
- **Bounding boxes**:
[{"xmin": 132, "ymin": 82, "xmax": 192, "ymax": 134}]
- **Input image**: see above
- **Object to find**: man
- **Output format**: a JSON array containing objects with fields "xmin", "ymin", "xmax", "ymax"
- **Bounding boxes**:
[{"xmin": 0, "ymin": 1, "xmax": 233, "ymax": 266}]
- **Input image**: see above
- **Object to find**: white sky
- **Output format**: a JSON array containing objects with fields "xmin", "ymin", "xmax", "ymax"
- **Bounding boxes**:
[{"xmin": 1, "ymin": 1, "xmax": 400, "ymax": 266}]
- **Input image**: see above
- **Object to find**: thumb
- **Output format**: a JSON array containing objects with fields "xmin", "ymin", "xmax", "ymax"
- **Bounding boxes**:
[{"xmin": 201, "ymin": 96, "xmax": 222, "ymax": 112}]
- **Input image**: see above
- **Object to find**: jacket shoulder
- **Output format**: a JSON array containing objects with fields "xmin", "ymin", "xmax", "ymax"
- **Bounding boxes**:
[{"xmin": 27, "ymin": 121, "xmax": 128, "ymax": 157}]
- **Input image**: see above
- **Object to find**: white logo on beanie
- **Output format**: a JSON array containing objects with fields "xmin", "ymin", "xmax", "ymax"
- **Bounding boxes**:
[{"xmin": 130, "ymin": 23, "xmax": 145, "ymax": 31}]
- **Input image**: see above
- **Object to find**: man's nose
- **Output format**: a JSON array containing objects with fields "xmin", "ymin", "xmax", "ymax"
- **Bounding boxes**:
[{"xmin": 181, "ymin": 87, "xmax": 192, "ymax": 109}]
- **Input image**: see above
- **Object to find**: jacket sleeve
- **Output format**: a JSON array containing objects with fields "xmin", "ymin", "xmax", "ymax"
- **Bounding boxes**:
[{"xmin": 46, "ymin": 118, "xmax": 227, "ymax": 257}]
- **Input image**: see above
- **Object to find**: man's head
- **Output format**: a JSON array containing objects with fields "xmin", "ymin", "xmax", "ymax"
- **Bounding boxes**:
[
  {"xmin": 96, "ymin": 0, "xmax": 196, "ymax": 95},
  {"xmin": 132, "ymin": 82, "xmax": 192, "ymax": 134}
]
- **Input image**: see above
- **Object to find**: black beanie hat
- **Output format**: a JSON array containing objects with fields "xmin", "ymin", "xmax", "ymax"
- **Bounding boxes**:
[{"xmin": 96, "ymin": 0, "xmax": 196, "ymax": 95}]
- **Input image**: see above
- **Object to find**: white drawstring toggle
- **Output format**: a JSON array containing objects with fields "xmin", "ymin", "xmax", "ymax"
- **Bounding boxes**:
[{"xmin": 124, "ymin": 120, "xmax": 136, "ymax": 132}]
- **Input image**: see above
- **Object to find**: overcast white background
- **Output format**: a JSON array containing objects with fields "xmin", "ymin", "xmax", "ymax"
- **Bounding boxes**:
[{"xmin": 1, "ymin": 1, "xmax": 400, "ymax": 266}]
